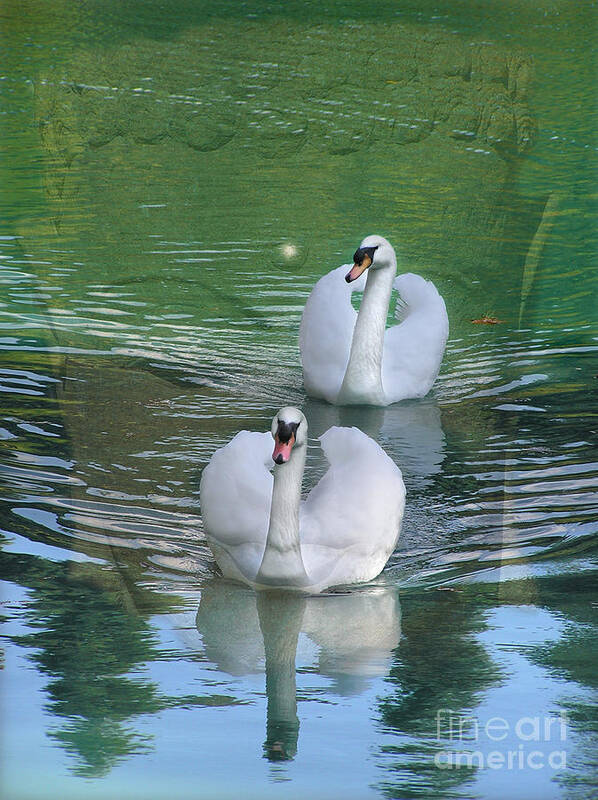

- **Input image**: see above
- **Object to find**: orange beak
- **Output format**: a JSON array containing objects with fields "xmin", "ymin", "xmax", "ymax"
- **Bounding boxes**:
[
  {"xmin": 272, "ymin": 433, "xmax": 295, "ymax": 464},
  {"xmin": 345, "ymin": 252, "xmax": 373, "ymax": 283}
]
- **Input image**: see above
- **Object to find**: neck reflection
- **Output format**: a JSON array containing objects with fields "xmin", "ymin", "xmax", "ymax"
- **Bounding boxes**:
[{"xmin": 196, "ymin": 580, "xmax": 401, "ymax": 763}]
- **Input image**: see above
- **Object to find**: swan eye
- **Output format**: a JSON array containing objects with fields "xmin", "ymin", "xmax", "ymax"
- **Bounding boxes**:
[{"xmin": 353, "ymin": 245, "xmax": 378, "ymax": 266}]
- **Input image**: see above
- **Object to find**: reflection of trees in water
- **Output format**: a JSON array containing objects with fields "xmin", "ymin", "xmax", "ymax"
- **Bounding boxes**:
[
  {"xmin": 376, "ymin": 589, "xmax": 502, "ymax": 799},
  {"xmin": 4, "ymin": 548, "xmax": 191, "ymax": 777},
  {"xmin": 376, "ymin": 571, "xmax": 598, "ymax": 798},
  {"xmin": 525, "ymin": 572, "xmax": 598, "ymax": 800}
]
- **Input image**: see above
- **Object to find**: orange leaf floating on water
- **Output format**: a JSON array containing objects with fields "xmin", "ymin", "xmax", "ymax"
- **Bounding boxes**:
[{"xmin": 471, "ymin": 315, "xmax": 502, "ymax": 324}]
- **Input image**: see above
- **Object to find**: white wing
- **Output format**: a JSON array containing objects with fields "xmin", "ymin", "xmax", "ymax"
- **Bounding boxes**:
[
  {"xmin": 200, "ymin": 430, "xmax": 273, "ymax": 582},
  {"xmin": 382, "ymin": 273, "xmax": 449, "ymax": 402},
  {"xmin": 300, "ymin": 426, "xmax": 405, "ymax": 588},
  {"xmin": 300, "ymin": 265, "xmax": 366, "ymax": 404}
]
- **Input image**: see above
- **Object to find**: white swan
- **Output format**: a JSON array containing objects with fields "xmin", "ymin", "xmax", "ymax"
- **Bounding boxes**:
[
  {"xmin": 300, "ymin": 235, "xmax": 449, "ymax": 406},
  {"xmin": 200, "ymin": 406, "xmax": 405, "ymax": 594}
]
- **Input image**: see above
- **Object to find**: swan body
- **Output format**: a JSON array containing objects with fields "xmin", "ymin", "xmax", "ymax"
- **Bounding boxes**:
[
  {"xmin": 300, "ymin": 235, "xmax": 449, "ymax": 406},
  {"xmin": 200, "ymin": 407, "xmax": 405, "ymax": 594}
]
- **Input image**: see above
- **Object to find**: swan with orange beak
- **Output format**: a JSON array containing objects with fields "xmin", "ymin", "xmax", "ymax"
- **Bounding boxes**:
[{"xmin": 300, "ymin": 234, "xmax": 449, "ymax": 406}]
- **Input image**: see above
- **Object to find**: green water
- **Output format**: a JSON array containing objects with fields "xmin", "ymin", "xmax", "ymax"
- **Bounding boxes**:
[{"xmin": 1, "ymin": 2, "xmax": 597, "ymax": 798}]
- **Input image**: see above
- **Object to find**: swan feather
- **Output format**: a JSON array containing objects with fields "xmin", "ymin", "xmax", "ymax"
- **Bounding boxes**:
[
  {"xmin": 300, "ymin": 426, "xmax": 405, "ymax": 588},
  {"xmin": 382, "ymin": 273, "xmax": 449, "ymax": 400},
  {"xmin": 299, "ymin": 265, "xmax": 367, "ymax": 404}
]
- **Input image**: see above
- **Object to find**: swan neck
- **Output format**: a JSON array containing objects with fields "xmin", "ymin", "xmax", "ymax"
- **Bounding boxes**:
[
  {"xmin": 257, "ymin": 446, "xmax": 309, "ymax": 587},
  {"xmin": 340, "ymin": 262, "xmax": 395, "ymax": 403}
]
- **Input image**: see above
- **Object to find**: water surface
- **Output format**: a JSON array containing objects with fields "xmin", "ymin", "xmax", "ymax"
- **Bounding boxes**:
[{"xmin": 1, "ymin": 2, "xmax": 597, "ymax": 798}]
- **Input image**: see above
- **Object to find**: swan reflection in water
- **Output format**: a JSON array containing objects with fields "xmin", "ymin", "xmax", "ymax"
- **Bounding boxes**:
[{"xmin": 195, "ymin": 580, "xmax": 401, "ymax": 761}]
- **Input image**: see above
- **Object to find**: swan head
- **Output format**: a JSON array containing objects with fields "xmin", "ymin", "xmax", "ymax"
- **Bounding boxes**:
[
  {"xmin": 270, "ymin": 406, "xmax": 307, "ymax": 465},
  {"xmin": 345, "ymin": 235, "xmax": 395, "ymax": 283}
]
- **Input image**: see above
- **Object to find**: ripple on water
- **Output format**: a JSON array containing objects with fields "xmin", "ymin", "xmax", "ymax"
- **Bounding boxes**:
[{"xmin": 1, "ymin": 229, "xmax": 597, "ymax": 589}]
